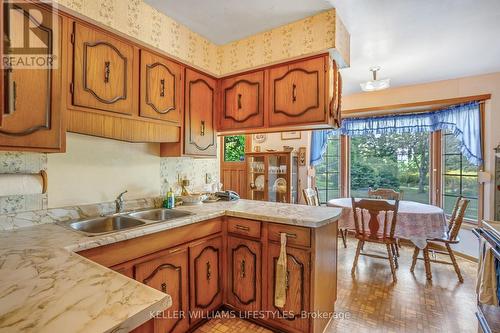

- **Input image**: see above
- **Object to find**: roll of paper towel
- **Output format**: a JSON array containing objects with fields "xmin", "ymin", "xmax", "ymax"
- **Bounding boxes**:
[{"xmin": 0, "ymin": 172, "xmax": 46, "ymax": 196}]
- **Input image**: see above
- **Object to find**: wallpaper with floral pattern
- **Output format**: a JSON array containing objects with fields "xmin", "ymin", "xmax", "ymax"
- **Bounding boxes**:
[{"xmin": 54, "ymin": 1, "xmax": 348, "ymax": 75}]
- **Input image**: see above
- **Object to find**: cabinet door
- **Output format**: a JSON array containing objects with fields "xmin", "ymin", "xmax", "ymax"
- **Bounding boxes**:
[
  {"xmin": 135, "ymin": 247, "xmax": 189, "ymax": 333},
  {"xmin": 220, "ymin": 71, "xmax": 264, "ymax": 131},
  {"xmin": 227, "ymin": 236, "xmax": 261, "ymax": 311},
  {"xmin": 72, "ymin": 22, "xmax": 135, "ymax": 115},
  {"xmin": 269, "ymin": 56, "xmax": 325, "ymax": 127},
  {"xmin": 0, "ymin": 3, "xmax": 63, "ymax": 151},
  {"xmin": 140, "ymin": 50, "xmax": 182, "ymax": 124},
  {"xmin": 184, "ymin": 68, "xmax": 216, "ymax": 156},
  {"xmin": 189, "ymin": 236, "xmax": 222, "ymax": 322},
  {"xmin": 268, "ymin": 244, "xmax": 310, "ymax": 332}
]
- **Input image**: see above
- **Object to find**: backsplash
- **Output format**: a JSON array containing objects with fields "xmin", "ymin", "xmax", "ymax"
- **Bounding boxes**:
[
  {"xmin": 160, "ymin": 157, "xmax": 219, "ymax": 195},
  {"xmin": 0, "ymin": 152, "xmax": 48, "ymax": 214}
]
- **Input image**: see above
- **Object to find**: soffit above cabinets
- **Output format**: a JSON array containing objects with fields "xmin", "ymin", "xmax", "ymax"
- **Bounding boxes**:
[{"xmin": 144, "ymin": 0, "xmax": 333, "ymax": 45}]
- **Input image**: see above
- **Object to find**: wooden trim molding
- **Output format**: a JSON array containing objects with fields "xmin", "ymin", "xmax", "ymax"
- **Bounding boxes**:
[
  {"xmin": 145, "ymin": 62, "xmax": 176, "ymax": 114},
  {"xmin": 273, "ymin": 68, "xmax": 320, "ymax": 118},
  {"xmin": 231, "ymin": 244, "xmax": 257, "ymax": 306},
  {"xmin": 82, "ymin": 41, "xmax": 128, "ymax": 104},
  {"xmin": 223, "ymin": 79, "xmax": 261, "ymax": 123}
]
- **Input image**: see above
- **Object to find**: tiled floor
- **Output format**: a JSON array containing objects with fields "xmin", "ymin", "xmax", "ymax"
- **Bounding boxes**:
[{"xmin": 195, "ymin": 241, "xmax": 478, "ymax": 332}]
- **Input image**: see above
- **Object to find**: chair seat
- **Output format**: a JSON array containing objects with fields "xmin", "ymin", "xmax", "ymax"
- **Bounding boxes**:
[
  {"xmin": 355, "ymin": 234, "xmax": 397, "ymax": 244},
  {"xmin": 427, "ymin": 232, "xmax": 460, "ymax": 244}
]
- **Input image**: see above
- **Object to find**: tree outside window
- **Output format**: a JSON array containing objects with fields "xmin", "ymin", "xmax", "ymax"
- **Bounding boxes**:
[{"xmin": 223, "ymin": 135, "xmax": 246, "ymax": 162}]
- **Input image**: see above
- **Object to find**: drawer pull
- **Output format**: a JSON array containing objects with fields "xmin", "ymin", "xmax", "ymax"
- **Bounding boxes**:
[
  {"xmin": 292, "ymin": 83, "xmax": 297, "ymax": 102},
  {"xmin": 169, "ymin": 247, "xmax": 182, "ymax": 254},
  {"xmin": 280, "ymin": 232, "xmax": 297, "ymax": 239},
  {"xmin": 206, "ymin": 261, "xmax": 211, "ymax": 281},
  {"xmin": 160, "ymin": 79, "xmax": 165, "ymax": 97},
  {"xmin": 237, "ymin": 93, "xmax": 242, "ymax": 109},
  {"xmin": 104, "ymin": 61, "xmax": 110, "ymax": 83},
  {"xmin": 161, "ymin": 282, "xmax": 167, "ymax": 293},
  {"xmin": 285, "ymin": 271, "xmax": 290, "ymax": 290},
  {"xmin": 240, "ymin": 259, "xmax": 246, "ymax": 278},
  {"xmin": 235, "ymin": 225, "xmax": 250, "ymax": 231},
  {"xmin": 200, "ymin": 120, "xmax": 205, "ymax": 136},
  {"xmin": 11, "ymin": 80, "xmax": 17, "ymax": 113}
]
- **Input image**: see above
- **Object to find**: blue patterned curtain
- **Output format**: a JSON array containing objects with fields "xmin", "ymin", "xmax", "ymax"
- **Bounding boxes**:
[{"xmin": 310, "ymin": 102, "xmax": 482, "ymax": 166}]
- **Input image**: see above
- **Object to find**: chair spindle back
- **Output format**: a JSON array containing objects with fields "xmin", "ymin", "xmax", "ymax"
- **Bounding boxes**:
[{"xmin": 351, "ymin": 198, "xmax": 400, "ymax": 241}]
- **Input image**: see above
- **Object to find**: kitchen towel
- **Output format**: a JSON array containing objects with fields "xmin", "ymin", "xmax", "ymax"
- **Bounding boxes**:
[
  {"xmin": 477, "ymin": 239, "xmax": 499, "ymax": 306},
  {"xmin": 0, "ymin": 172, "xmax": 46, "ymax": 196},
  {"xmin": 274, "ymin": 232, "xmax": 287, "ymax": 308}
]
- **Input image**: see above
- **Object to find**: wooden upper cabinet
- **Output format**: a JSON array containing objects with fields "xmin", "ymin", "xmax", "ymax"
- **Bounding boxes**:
[
  {"xmin": 135, "ymin": 247, "xmax": 189, "ymax": 333},
  {"xmin": 269, "ymin": 56, "xmax": 326, "ymax": 127},
  {"xmin": 72, "ymin": 22, "xmax": 135, "ymax": 115},
  {"xmin": 227, "ymin": 236, "xmax": 261, "ymax": 312},
  {"xmin": 189, "ymin": 236, "xmax": 222, "ymax": 323},
  {"xmin": 184, "ymin": 68, "xmax": 217, "ymax": 156},
  {"xmin": 219, "ymin": 71, "xmax": 264, "ymax": 131},
  {"xmin": 140, "ymin": 50, "xmax": 182, "ymax": 125},
  {"xmin": 0, "ymin": 2, "xmax": 63, "ymax": 152}
]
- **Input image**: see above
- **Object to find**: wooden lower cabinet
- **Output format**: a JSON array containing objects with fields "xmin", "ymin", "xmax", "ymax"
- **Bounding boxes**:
[
  {"xmin": 135, "ymin": 247, "xmax": 189, "ymax": 333},
  {"xmin": 227, "ymin": 236, "xmax": 262, "ymax": 311},
  {"xmin": 267, "ymin": 244, "xmax": 311, "ymax": 333},
  {"xmin": 189, "ymin": 236, "xmax": 223, "ymax": 324}
]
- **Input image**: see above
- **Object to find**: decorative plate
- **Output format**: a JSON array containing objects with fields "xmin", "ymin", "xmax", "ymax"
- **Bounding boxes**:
[
  {"xmin": 255, "ymin": 175, "xmax": 265, "ymax": 191},
  {"xmin": 273, "ymin": 178, "xmax": 287, "ymax": 194}
]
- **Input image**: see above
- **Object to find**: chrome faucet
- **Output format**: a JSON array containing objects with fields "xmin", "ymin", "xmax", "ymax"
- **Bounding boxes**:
[{"xmin": 115, "ymin": 190, "xmax": 128, "ymax": 213}]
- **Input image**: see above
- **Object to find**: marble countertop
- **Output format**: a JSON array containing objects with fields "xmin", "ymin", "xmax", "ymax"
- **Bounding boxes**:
[{"xmin": 0, "ymin": 199, "xmax": 341, "ymax": 332}]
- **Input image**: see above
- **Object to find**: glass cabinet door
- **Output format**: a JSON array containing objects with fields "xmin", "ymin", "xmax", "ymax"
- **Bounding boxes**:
[
  {"xmin": 268, "ymin": 154, "xmax": 289, "ymax": 203},
  {"xmin": 247, "ymin": 155, "xmax": 266, "ymax": 201}
]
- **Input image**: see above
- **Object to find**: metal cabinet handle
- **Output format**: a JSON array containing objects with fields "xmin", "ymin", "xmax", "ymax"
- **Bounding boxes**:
[
  {"xmin": 200, "ymin": 121, "xmax": 205, "ymax": 136},
  {"xmin": 104, "ymin": 61, "xmax": 110, "ymax": 83},
  {"xmin": 11, "ymin": 80, "xmax": 17, "ymax": 113},
  {"xmin": 285, "ymin": 271, "xmax": 290, "ymax": 291},
  {"xmin": 206, "ymin": 261, "xmax": 211, "ymax": 281},
  {"xmin": 240, "ymin": 259, "xmax": 246, "ymax": 278},
  {"xmin": 161, "ymin": 282, "xmax": 167, "ymax": 293},
  {"xmin": 235, "ymin": 225, "xmax": 250, "ymax": 231},
  {"xmin": 279, "ymin": 232, "xmax": 297, "ymax": 239},
  {"xmin": 292, "ymin": 83, "xmax": 297, "ymax": 102},
  {"xmin": 160, "ymin": 79, "xmax": 165, "ymax": 97},
  {"xmin": 237, "ymin": 93, "xmax": 242, "ymax": 109}
]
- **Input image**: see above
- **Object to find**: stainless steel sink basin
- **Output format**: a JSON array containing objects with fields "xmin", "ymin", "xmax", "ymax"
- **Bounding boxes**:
[
  {"xmin": 127, "ymin": 208, "xmax": 192, "ymax": 221},
  {"xmin": 66, "ymin": 215, "xmax": 145, "ymax": 236}
]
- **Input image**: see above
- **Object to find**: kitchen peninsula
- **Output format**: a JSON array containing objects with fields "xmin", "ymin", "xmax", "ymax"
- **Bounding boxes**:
[{"xmin": 0, "ymin": 199, "xmax": 341, "ymax": 333}]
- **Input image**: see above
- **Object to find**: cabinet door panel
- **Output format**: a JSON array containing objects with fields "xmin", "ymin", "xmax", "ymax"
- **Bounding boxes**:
[
  {"xmin": 140, "ymin": 50, "xmax": 181, "ymax": 124},
  {"xmin": 73, "ymin": 22, "xmax": 135, "ymax": 115},
  {"xmin": 220, "ymin": 71, "xmax": 264, "ymax": 130},
  {"xmin": 135, "ymin": 248, "xmax": 189, "ymax": 333},
  {"xmin": 269, "ymin": 57, "xmax": 325, "ymax": 127},
  {"xmin": 189, "ymin": 236, "xmax": 222, "ymax": 322},
  {"xmin": 0, "ymin": 3, "xmax": 63, "ymax": 151},
  {"xmin": 227, "ymin": 237, "xmax": 261, "ymax": 311},
  {"xmin": 184, "ymin": 69, "xmax": 216, "ymax": 156},
  {"xmin": 268, "ymin": 244, "xmax": 310, "ymax": 332}
]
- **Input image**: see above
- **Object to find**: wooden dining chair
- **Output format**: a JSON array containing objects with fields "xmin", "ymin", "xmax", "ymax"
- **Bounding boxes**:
[
  {"xmin": 303, "ymin": 187, "xmax": 348, "ymax": 248},
  {"xmin": 368, "ymin": 187, "xmax": 404, "ymax": 200},
  {"xmin": 351, "ymin": 198, "xmax": 400, "ymax": 282},
  {"xmin": 410, "ymin": 197, "xmax": 469, "ymax": 282}
]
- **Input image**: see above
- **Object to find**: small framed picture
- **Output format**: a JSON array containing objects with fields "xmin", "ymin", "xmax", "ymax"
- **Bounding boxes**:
[{"xmin": 281, "ymin": 131, "xmax": 301, "ymax": 140}]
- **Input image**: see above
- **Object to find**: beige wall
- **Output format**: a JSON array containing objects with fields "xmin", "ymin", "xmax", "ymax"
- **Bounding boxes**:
[
  {"xmin": 342, "ymin": 71, "xmax": 500, "ymax": 219},
  {"xmin": 47, "ymin": 133, "xmax": 161, "ymax": 207}
]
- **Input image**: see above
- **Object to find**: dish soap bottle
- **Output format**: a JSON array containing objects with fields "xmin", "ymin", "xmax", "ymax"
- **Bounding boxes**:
[{"xmin": 166, "ymin": 187, "xmax": 175, "ymax": 209}]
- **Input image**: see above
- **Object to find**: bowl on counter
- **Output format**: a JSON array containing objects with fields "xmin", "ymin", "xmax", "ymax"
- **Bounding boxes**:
[{"xmin": 180, "ymin": 193, "xmax": 207, "ymax": 205}]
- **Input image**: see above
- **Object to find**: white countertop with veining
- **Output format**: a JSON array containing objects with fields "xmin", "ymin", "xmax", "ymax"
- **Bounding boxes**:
[{"xmin": 0, "ymin": 199, "xmax": 341, "ymax": 332}]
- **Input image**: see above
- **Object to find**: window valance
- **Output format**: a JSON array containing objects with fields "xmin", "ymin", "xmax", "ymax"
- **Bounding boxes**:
[{"xmin": 311, "ymin": 101, "xmax": 482, "ymax": 166}]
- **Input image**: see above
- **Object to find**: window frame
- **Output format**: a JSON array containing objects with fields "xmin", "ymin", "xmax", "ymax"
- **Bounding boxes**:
[{"xmin": 315, "ymin": 133, "xmax": 341, "ymax": 204}]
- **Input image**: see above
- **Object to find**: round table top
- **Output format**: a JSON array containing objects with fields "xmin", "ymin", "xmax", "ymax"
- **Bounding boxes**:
[{"xmin": 327, "ymin": 197, "xmax": 444, "ymax": 215}]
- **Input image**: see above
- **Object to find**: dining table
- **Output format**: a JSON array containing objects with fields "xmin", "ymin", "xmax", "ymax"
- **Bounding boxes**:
[{"xmin": 327, "ymin": 198, "xmax": 448, "ymax": 248}]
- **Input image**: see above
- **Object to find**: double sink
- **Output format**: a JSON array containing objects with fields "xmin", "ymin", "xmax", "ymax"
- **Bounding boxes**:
[{"xmin": 57, "ymin": 208, "xmax": 193, "ymax": 236}]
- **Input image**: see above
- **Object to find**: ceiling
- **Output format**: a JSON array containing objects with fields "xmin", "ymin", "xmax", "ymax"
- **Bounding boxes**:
[
  {"xmin": 146, "ymin": 0, "xmax": 500, "ymax": 95},
  {"xmin": 145, "ymin": 0, "xmax": 332, "ymax": 45}
]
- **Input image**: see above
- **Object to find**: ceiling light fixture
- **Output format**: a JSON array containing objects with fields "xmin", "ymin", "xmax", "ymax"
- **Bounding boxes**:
[{"xmin": 360, "ymin": 66, "xmax": 390, "ymax": 92}]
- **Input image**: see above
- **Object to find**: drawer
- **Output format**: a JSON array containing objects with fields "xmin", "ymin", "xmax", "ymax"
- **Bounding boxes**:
[
  {"xmin": 268, "ymin": 223, "xmax": 311, "ymax": 248},
  {"xmin": 227, "ymin": 217, "xmax": 261, "ymax": 238}
]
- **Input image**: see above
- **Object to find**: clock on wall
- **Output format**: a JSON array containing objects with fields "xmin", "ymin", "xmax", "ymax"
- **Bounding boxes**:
[{"xmin": 253, "ymin": 133, "xmax": 267, "ymax": 143}]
